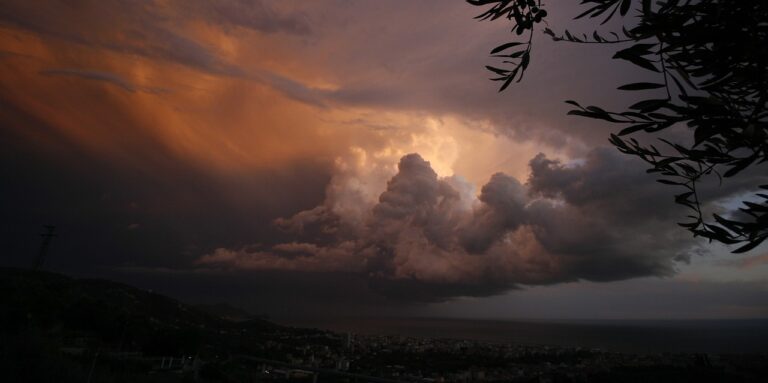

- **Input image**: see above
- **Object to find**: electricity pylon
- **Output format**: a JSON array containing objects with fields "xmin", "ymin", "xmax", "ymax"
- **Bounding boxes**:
[{"xmin": 32, "ymin": 225, "xmax": 56, "ymax": 271}]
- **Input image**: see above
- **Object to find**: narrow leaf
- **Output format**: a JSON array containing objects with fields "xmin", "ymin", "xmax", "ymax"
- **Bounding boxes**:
[
  {"xmin": 618, "ymin": 82, "xmax": 665, "ymax": 91},
  {"xmin": 491, "ymin": 42, "xmax": 523, "ymax": 54}
]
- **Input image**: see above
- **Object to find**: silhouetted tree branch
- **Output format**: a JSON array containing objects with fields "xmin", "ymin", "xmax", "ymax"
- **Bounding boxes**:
[{"xmin": 470, "ymin": 0, "xmax": 768, "ymax": 252}]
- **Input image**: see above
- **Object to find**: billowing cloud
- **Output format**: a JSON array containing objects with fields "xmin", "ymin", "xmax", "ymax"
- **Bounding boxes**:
[
  {"xmin": 200, "ymin": 149, "xmax": 698, "ymax": 301},
  {"xmin": 2, "ymin": 0, "xmax": 765, "ymax": 317}
]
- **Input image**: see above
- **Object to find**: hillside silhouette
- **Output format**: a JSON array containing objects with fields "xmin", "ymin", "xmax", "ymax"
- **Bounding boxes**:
[{"xmin": 0, "ymin": 268, "xmax": 317, "ymax": 382}]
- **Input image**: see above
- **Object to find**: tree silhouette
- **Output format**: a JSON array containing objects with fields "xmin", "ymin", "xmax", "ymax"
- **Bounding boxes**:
[{"xmin": 470, "ymin": 0, "xmax": 768, "ymax": 252}]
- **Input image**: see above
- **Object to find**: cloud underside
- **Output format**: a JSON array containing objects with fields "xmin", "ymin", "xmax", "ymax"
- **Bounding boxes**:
[
  {"xmin": 5, "ymin": 0, "xmax": 763, "ymax": 310},
  {"xmin": 199, "ymin": 148, "xmax": 696, "ymax": 302}
]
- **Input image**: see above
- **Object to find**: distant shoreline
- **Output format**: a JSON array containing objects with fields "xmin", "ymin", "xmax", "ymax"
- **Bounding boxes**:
[{"xmin": 279, "ymin": 316, "xmax": 768, "ymax": 354}]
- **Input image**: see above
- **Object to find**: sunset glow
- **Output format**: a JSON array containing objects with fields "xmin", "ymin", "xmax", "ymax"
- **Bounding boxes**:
[{"xmin": 1, "ymin": 0, "xmax": 766, "ymax": 319}]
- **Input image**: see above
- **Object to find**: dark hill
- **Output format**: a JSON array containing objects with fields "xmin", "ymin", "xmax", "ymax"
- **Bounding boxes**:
[
  {"xmin": 194, "ymin": 302, "xmax": 260, "ymax": 322},
  {"xmin": 0, "ymin": 267, "xmax": 295, "ymax": 382},
  {"xmin": 0, "ymin": 267, "xmax": 277, "ymax": 339}
]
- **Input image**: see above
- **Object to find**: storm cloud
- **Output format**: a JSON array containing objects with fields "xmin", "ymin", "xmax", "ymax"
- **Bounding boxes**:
[
  {"xmin": 200, "ymin": 149, "xmax": 697, "ymax": 301},
  {"xmin": 2, "ymin": 0, "xmax": 765, "ymax": 316}
]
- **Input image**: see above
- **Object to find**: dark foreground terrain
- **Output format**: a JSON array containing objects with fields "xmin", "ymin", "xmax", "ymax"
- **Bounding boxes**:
[{"xmin": 1, "ymin": 268, "xmax": 766, "ymax": 382}]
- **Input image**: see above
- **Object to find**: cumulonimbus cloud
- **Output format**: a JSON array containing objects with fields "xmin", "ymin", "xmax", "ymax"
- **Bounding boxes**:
[{"xmin": 198, "ymin": 148, "xmax": 699, "ymax": 302}]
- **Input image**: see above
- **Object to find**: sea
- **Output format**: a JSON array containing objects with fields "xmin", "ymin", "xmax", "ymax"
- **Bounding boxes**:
[{"xmin": 279, "ymin": 317, "xmax": 768, "ymax": 354}]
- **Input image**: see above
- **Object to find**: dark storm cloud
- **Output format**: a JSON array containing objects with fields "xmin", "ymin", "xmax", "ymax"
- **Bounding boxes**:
[
  {"xmin": 3, "ymin": 0, "xmax": 765, "ymax": 317},
  {"xmin": 459, "ymin": 172, "xmax": 528, "ymax": 254},
  {"xmin": 528, "ymin": 149, "xmax": 680, "ymax": 222},
  {"xmin": 202, "ymin": 150, "xmax": 700, "ymax": 302}
]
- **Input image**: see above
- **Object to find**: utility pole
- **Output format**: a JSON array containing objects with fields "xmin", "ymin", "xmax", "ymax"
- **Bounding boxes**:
[{"xmin": 32, "ymin": 225, "xmax": 56, "ymax": 271}]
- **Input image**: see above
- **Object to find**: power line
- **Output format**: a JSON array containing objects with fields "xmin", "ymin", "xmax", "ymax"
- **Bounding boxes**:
[{"xmin": 32, "ymin": 225, "xmax": 56, "ymax": 271}]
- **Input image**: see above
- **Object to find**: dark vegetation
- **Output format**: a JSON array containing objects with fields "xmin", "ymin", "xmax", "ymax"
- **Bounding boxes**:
[
  {"xmin": 0, "ymin": 267, "xmax": 293, "ymax": 382},
  {"xmin": 469, "ymin": 0, "xmax": 768, "ymax": 252}
]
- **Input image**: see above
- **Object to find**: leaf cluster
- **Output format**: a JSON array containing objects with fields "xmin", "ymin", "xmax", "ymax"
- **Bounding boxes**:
[
  {"xmin": 470, "ymin": 0, "xmax": 768, "ymax": 252},
  {"xmin": 470, "ymin": 0, "xmax": 548, "ymax": 90}
]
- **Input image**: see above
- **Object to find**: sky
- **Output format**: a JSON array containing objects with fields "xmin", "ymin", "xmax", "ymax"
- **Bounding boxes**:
[{"xmin": 1, "ymin": 0, "xmax": 766, "ymax": 320}]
